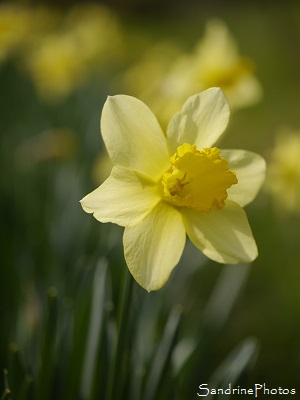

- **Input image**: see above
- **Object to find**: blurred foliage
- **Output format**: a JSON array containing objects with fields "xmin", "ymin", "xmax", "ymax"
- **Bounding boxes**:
[{"xmin": 1, "ymin": 1, "xmax": 300, "ymax": 399}]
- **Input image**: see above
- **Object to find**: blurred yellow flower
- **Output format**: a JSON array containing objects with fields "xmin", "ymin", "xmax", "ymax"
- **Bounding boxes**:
[
  {"xmin": 25, "ymin": 4, "xmax": 123, "ymax": 101},
  {"xmin": 0, "ymin": 4, "xmax": 30, "ymax": 62},
  {"xmin": 121, "ymin": 19, "xmax": 262, "ymax": 129},
  {"xmin": 266, "ymin": 129, "xmax": 300, "ymax": 214},
  {"xmin": 64, "ymin": 4, "xmax": 123, "ymax": 68},
  {"xmin": 174, "ymin": 19, "xmax": 263, "ymax": 110},
  {"xmin": 81, "ymin": 88, "xmax": 266, "ymax": 291},
  {"xmin": 26, "ymin": 33, "xmax": 87, "ymax": 100},
  {"xmin": 0, "ymin": 4, "xmax": 59, "ymax": 63},
  {"xmin": 120, "ymin": 41, "xmax": 182, "ymax": 100}
]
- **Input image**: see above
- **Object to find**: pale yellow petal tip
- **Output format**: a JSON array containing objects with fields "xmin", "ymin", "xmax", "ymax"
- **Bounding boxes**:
[
  {"xmin": 208, "ymin": 86, "xmax": 223, "ymax": 93},
  {"xmin": 253, "ymin": 154, "xmax": 267, "ymax": 192},
  {"xmin": 144, "ymin": 277, "xmax": 170, "ymax": 293},
  {"xmin": 204, "ymin": 246, "xmax": 258, "ymax": 265},
  {"xmin": 106, "ymin": 94, "xmax": 130, "ymax": 101},
  {"xmin": 185, "ymin": 86, "xmax": 228, "ymax": 105},
  {"xmin": 104, "ymin": 95, "xmax": 117, "ymax": 105},
  {"xmin": 241, "ymin": 242, "xmax": 258, "ymax": 264},
  {"xmin": 126, "ymin": 262, "xmax": 178, "ymax": 292},
  {"xmin": 79, "ymin": 198, "xmax": 94, "ymax": 214},
  {"xmin": 105, "ymin": 95, "xmax": 113, "ymax": 105},
  {"xmin": 256, "ymin": 152, "xmax": 267, "ymax": 171},
  {"xmin": 206, "ymin": 86, "xmax": 228, "ymax": 97},
  {"xmin": 129, "ymin": 270, "xmax": 170, "ymax": 293},
  {"xmin": 241, "ymin": 250, "xmax": 258, "ymax": 264},
  {"xmin": 139, "ymin": 264, "xmax": 180, "ymax": 292}
]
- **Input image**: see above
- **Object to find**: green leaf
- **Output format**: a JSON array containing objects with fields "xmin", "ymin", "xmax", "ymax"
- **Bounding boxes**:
[
  {"xmin": 143, "ymin": 305, "xmax": 183, "ymax": 400},
  {"xmin": 80, "ymin": 258, "xmax": 108, "ymax": 399},
  {"xmin": 207, "ymin": 337, "xmax": 259, "ymax": 399}
]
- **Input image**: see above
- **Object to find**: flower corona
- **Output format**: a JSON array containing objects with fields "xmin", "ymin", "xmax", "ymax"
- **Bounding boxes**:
[{"xmin": 161, "ymin": 143, "xmax": 238, "ymax": 212}]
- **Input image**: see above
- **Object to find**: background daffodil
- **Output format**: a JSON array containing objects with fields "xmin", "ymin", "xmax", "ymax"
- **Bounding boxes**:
[
  {"xmin": 265, "ymin": 129, "xmax": 300, "ymax": 214},
  {"xmin": 119, "ymin": 19, "xmax": 262, "ymax": 130},
  {"xmin": 81, "ymin": 87, "xmax": 266, "ymax": 292}
]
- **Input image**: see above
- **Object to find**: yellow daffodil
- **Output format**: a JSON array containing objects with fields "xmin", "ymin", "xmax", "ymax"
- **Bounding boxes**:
[
  {"xmin": 25, "ymin": 4, "xmax": 122, "ymax": 101},
  {"xmin": 180, "ymin": 19, "xmax": 263, "ymax": 110},
  {"xmin": 81, "ymin": 88, "xmax": 266, "ymax": 292},
  {"xmin": 64, "ymin": 4, "xmax": 123, "ymax": 67},
  {"xmin": 154, "ymin": 20, "xmax": 262, "ymax": 127},
  {"xmin": 26, "ymin": 33, "xmax": 87, "ymax": 100},
  {"xmin": 0, "ymin": 4, "xmax": 31, "ymax": 62},
  {"xmin": 120, "ymin": 19, "xmax": 262, "ymax": 130},
  {"xmin": 266, "ymin": 129, "xmax": 300, "ymax": 214}
]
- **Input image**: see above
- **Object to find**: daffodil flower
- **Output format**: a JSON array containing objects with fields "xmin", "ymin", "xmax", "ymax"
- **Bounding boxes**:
[
  {"xmin": 81, "ymin": 88, "xmax": 266, "ymax": 292},
  {"xmin": 265, "ymin": 129, "xmax": 300, "ymax": 214}
]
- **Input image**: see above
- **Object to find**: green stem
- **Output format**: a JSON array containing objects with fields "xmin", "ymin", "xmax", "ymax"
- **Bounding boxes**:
[{"xmin": 106, "ymin": 269, "xmax": 134, "ymax": 400}]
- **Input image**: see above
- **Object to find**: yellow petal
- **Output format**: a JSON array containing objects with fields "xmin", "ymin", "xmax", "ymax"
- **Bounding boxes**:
[
  {"xmin": 80, "ymin": 166, "xmax": 161, "ymax": 227},
  {"xmin": 221, "ymin": 149, "xmax": 266, "ymax": 206},
  {"xmin": 101, "ymin": 95, "xmax": 170, "ymax": 180},
  {"xmin": 225, "ymin": 74, "xmax": 263, "ymax": 110},
  {"xmin": 123, "ymin": 202, "xmax": 186, "ymax": 291},
  {"xmin": 167, "ymin": 87, "xmax": 230, "ymax": 155},
  {"xmin": 182, "ymin": 200, "xmax": 258, "ymax": 264}
]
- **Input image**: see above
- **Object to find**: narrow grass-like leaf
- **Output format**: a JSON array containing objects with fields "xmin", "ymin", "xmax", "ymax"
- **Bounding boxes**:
[
  {"xmin": 18, "ymin": 375, "xmax": 34, "ymax": 400},
  {"xmin": 105, "ymin": 269, "xmax": 134, "ymax": 400},
  {"xmin": 1, "ymin": 370, "xmax": 11, "ymax": 400},
  {"xmin": 8, "ymin": 343, "xmax": 26, "ymax": 399},
  {"xmin": 143, "ymin": 305, "xmax": 183, "ymax": 400},
  {"xmin": 130, "ymin": 294, "xmax": 163, "ymax": 400},
  {"xmin": 36, "ymin": 287, "xmax": 58, "ymax": 400},
  {"xmin": 207, "ymin": 337, "xmax": 259, "ymax": 399},
  {"xmin": 63, "ymin": 268, "xmax": 94, "ymax": 400},
  {"xmin": 203, "ymin": 264, "xmax": 250, "ymax": 330},
  {"xmin": 173, "ymin": 264, "xmax": 250, "ymax": 394},
  {"xmin": 80, "ymin": 258, "xmax": 108, "ymax": 400}
]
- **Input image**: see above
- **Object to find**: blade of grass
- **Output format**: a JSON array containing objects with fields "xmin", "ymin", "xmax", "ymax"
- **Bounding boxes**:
[
  {"xmin": 18, "ymin": 375, "xmax": 34, "ymax": 400},
  {"xmin": 80, "ymin": 258, "xmax": 108, "ymax": 400},
  {"xmin": 8, "ymin": 344, "xmax": 33, "ymax": 399},
  {"xmin": 8, "ymin": 343, "xmax": 26, "ymax": 399},
  {"xmin": 173, "ymin": 264, "xmax": 250, "ymax": 393},
  {"xmin": 130, "ymin": 294, "xmax": 163, "ymax": 400},
  {"xmin": 36, "ymin": 287, "xmax": 58, "ymax": 400},
  {"xmin": 207, "ymin": 337, "xmax": 259, "ymax": 399},
  {"xmin": 1, "ymin": 370, "xmax": 11, "ymax": 400},
  {"xmin": 143, "ymin": 305, "xmax": 183, "ymax": 400},
  {"xmin": 105, "ymin": 269, "xmax": 134, "ymax": 400},
  {"xmin": 203, "ymin": 264, "xmax": 250, "ymax": 331}
]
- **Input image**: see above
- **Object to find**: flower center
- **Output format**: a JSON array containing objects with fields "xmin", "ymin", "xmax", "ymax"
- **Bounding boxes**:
[
  {"xmin": 200, "ymin": 59, "xmax": 253, "ymax": 90},
  {"xmin": 161, "ymin": 143, "xmax": 238, "ymax": 212}
]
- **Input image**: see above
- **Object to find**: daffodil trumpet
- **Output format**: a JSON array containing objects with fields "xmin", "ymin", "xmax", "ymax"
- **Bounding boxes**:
[{"xmin": 81, "ymin": 88, "xmax": 266, "ymax": 292}]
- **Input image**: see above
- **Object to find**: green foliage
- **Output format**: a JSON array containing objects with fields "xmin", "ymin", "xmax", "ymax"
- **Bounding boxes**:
[{"xmin": 1, "ymin": 2, "xmax": 300, "ymax": 399}]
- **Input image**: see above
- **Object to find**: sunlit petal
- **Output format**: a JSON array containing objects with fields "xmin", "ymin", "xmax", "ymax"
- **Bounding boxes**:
[
  {"xmin": 221, "ymin": 149, "xmax": 266, "ymax": 206},
  {"xmin": 80, "ymin": 166, "xmax": 161, "ymax": 227},
  {"xmin": 101, "ymin": 95, "xmax": 170, "ymax": 180},
  {"xmin": 123, "ymin": 202, "xmax": 186, "ymax": 291},
  {"xmin": 182, "ymin": 200, "xmax": 258, "ymax": 264},
  {"xmin": 167, "ymin": 87, "xmax": 230, "ymax": 154}
]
